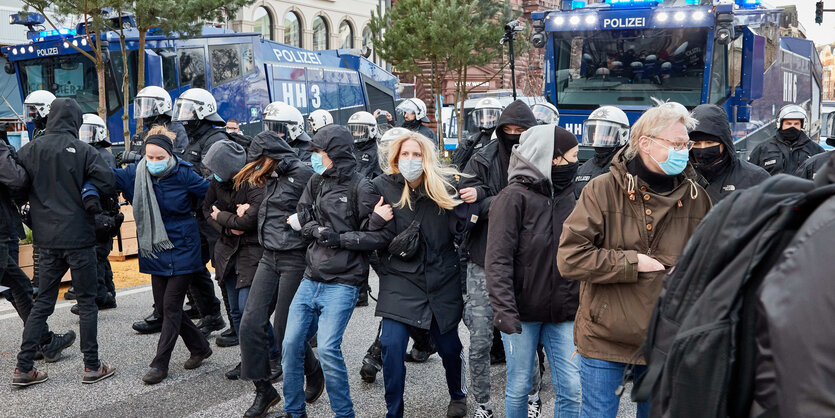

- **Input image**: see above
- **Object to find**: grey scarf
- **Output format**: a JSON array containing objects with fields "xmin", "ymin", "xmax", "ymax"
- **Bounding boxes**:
[{"xmin": 133, "ymin": 158, "xmax": 176, "ymax": 258}]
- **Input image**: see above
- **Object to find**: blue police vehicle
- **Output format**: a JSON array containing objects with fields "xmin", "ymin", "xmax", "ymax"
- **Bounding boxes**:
[
  {"xmin": 530, "ymin": 0, "xmax": 824, "ymax": 156},
  {"xmin": 2, "ymin": 12, "xmax": 399, "ymax": 144}
]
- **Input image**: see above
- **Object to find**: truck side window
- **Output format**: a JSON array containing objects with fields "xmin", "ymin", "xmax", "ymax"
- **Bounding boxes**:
[
  {"xmin": 178, "ymin": 48, "xmax": 206, "ymax": 89},
  {"xmin": 209, "ymin": 43, "xmax": 255, "ymax": 87}
]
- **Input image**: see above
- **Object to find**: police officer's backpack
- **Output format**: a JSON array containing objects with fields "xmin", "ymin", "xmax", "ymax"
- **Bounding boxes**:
[{"xmin": 631, "ymin": 175, "xmax": 835, "ymax": 418}]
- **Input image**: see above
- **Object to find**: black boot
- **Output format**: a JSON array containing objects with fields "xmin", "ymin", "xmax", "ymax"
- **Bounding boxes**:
[
  {"xmin": 269, "ymin": 358, "xmax": 283, "ymax": 382},
  {"xmin": 244, "ymin": 380, "xmax": 280, "ymax": 417},
  {"xmin": 305, "ymin": 362, "xmax": 325, "ymax": 403},
  {"xmin": 355, "ymin": 289, "xmax": 368, "ymax": 307},
  {"xmin": 197, "ymin": 313, "xmax": 226, "ymax": 336},
  {"xmin": 216, "ymin": 327, "xmax": 239, "ymax": 347},
  {"xmin": 225, "ymin": 362, "xmax": 241, "ymax": 380},
  {"xmin": 132, "ymin": 310, "xmax": 162, "ymax": 334},
  {"xmin": 359, "ymin": 337, "xmax": 382, "ymax": 383},
  {"xmin": 64, "ymin": 286, "xmax": 76, "ymax": 300}
]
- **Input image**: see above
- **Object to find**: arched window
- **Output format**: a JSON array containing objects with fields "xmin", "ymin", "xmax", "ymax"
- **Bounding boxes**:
[
  {"xmin": 254, "ymin": 7, "xmax": 273, "ymax": 40},
  {"xmin": 284, "ymin": 12, "xmax": 302, "ymax": 47},
  {"xmin": 339, "ymin": 21, "xmax": 354, "ymax": 49},
  {"xmin": 312, "ymin": 16, "xmax": 329, "ymax": 50},
  {"xmin": 362, "ymin": 26, "xmax": 373, "ymax": 53}
]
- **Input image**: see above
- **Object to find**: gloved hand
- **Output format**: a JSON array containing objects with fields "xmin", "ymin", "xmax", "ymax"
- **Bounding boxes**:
[
  {"xmin": 317, "ymin": 228, "xmax": 341, "ymax": 249},
  {"xmin": 83, "ymin": 195, "xmax": 103, "ymax": 214}
]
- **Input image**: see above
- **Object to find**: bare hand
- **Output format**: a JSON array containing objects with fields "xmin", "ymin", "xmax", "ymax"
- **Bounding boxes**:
[
  {"xmin": 636, "ymin": 254, "xmax": 665, "ymax": 272},
  {"xmin": 236, "ymin": 203, "xmax": 250, "ymax": 217},
  {"xmin": 373, "ymin": 196, "xmax": 393, "ymax": 221},
  {"xmin": 459, "ymin": 187, "xmax": 477, "ymax": 204},
  {"xmin": 210, "ymin": 205, "xmax": 220, "ymax": 221},
  {"xmin": 373, "ymin": 109, "xmax": 381, "ymax": 118},
  {"xmin": 230, "ymin": 229, "xmax": 244, "ymax": 235}
]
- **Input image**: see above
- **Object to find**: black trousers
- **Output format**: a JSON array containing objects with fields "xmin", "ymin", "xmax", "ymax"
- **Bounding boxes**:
[
  {"xmin": 239, "ymin": 249, "xmax": 317, "ymax": 381},
  {"xmin": 95, "ymin": 239, "xmax": 115, "ymax": 297},
  {"xmin": 150, "ymin": 273, "xmax": 210, "ymax": 371},
  {"xmin": 0, "ymin": 242, "xmax": 52, "ymax": 345},
  {"xmin": 150, "ymin": 230, "xmax": 221, "ymax": 319},
  {"xmin": 17, "ymin": 246, "xmax": 100, "ymax": 371}
]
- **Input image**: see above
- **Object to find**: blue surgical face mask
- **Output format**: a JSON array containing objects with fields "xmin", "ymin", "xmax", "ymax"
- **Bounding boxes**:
[
  {"xmin": 213, "ymin": 173, "xmax": 223, "ymax": 182},
  {"xmin": 311, "ymin": 153, "xmax": 328, "ymax": 175},
  {"xmin": 146, "ymin": 159, "xmax": 169, "ymax": 175},
  {"xmin": 650, "ymin": 139, "xmax": 689, "ymax": 176}
]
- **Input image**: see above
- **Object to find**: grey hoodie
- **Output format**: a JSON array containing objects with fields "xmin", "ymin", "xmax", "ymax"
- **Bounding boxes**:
[
  {"xmin": 509, "ymin": 124, "xmax": 557, "ymax": 185},
  {"xmin": 203, "ymin": 140, "xmax": 246, "ymax": 182}
]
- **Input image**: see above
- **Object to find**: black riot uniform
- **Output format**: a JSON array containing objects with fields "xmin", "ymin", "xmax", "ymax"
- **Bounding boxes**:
[{"xmin": 748, "ymin": 128, "xmax": 825, "ymax": 176}]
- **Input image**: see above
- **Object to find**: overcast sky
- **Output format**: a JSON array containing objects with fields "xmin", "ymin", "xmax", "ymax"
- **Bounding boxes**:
[{"xmin": 764, "ymin": 1, "xmax": 835, "ymax": 46}]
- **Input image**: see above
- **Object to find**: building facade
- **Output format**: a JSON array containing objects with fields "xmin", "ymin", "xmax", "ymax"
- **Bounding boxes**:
[{"xmin": 820, "ymin": 44, "xmax": 835, "ymax": 101}]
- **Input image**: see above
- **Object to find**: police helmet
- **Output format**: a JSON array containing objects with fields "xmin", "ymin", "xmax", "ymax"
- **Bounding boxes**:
[
  {"xmin": 79, "ymin": 114, "xmax": 110, "ymax": 146},
  {"xmin": 777, "ymin": 104, "xmax": 807, "ymax": 130},
  {"xmin": 396, "ymin": 98, "xmax": 429, "ymax": 123},
  {"xmin": 348, "ymin": 111, "xmax": 379, "ymax": 143},
  {"xmin": 172, "ymin": 88, "xmax": 224, "ymax": 125},
  {"xmin": 582, "ymin": 106, "xmax": 630, "ymax": 147},
  {"xmin": 23, "ymin": 90, "xmax": 56, "ymax": 123},
  {"xmin": 263, "ymin": 102, "xmax": 305, "ymax": 141},
  {"xmin": 308, "ymin": 109, "xmax": 333, "ymax": 133},
  {"xmin": 134, "ymin": 86, "xmax": 173, "ymax": 119},
  {"xmin": 531, "ymin": 102, "xmax": 560, "ymax": 125},
  {"xmin": 471, "ymin": 98, "xmax": 503, "ymax": 131},
  {"xmin": 378, "ymin": 127, "xmax": 411, "ymax": 172}
]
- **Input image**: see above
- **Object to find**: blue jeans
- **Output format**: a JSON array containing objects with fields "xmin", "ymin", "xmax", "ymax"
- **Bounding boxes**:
[
  {"xmin": 579, "ymin": 356, "xmax": 648, "ymax": 418},
  {"xmin": 282, "ymin": 279, "xmax": 359, "ymax": 417},
  {"xmin": 502, "ymin": 321, "xmax": 581, "ymax": 418},
  {"xmin": 224, "ymin": 279, "xmax": 279, "ymax": 359}
]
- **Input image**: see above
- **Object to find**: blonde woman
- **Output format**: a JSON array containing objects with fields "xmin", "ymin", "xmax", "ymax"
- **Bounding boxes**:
[{"xmin": 371, "ymin": 132, "xmax": 469, "ymax": 418}]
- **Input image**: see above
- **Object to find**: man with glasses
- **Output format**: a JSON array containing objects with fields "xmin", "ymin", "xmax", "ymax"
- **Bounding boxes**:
[
  {"xmin": 558, "ymin": 102, "xmax": 711, "ymax": 418},
  {"xmin": 688, "ymin": 104, "xmax": 769, "ymax": 203}
]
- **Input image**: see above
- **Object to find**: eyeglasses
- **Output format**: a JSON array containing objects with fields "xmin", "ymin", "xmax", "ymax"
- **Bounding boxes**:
[{"xmin": 649, "ymin": 136, "xmax": 694, "ymax": 151}]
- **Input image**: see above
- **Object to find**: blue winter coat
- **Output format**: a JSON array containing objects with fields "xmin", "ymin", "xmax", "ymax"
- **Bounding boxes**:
[{"xmin": 113, "ymin": 158, "xmax": 209, "ymax": 276}]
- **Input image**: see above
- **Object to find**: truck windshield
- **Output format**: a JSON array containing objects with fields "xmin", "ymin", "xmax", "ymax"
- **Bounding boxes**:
[
  {"xmin": 553, "ymin": 28, "xmax": 707, "ymax": 108},
  {"xmin": 18, "ymin": 54, "xmax": 119, "ymax": 115}
]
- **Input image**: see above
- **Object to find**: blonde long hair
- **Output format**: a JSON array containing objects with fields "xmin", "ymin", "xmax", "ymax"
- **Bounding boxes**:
[{"xmin": 384, "ymin": 132, "xmax": 463, "ymax": 211}]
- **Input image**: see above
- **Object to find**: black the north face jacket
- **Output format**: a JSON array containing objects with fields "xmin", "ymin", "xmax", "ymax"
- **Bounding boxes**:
[
  {"xmin": 690, "ymin": 104, "xmax": 770, "ymax": 203},
  {"xmin": 748, "ymin": 129, "xmax": 824, "ymax": 176},
  {"xmin": 17, "ymin": 98, "xmax": 116, "ymax": 249},
  {"xmin": 297, "ymin": 125, "xmax": 388, "ymax": 286},
  {"xmin": 0, "ymin": 144, "xmax": 28, "ymax": 243}
]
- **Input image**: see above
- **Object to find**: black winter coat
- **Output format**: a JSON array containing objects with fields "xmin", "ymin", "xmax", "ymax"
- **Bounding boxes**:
[
  {"xmin": 460, "ymin": 100, "xmax": 538, "ymax": 266},
  {"xmin": 574, "ymin": 148, "xmax": 619, "ymax": 200},
  {"xmin": 452, "ymin": 130, "xmax": 493, "ymax": 170},
  {"xmin": 202, "ymin": 180, "xmax": 265, "ymax": 289},
  {"xmin": 297, "ymin": 125, "xmax": 387, "ymax": 286},
  {"xmin": 181, "ymin": 122, "xmax": 228, "ymax": 177},
  {"xmin": 372, "ymin": 174, "xmax": 463, "ymax": 334},
  {"xmin": 0, "ymin": 144, "xmax": 28, "ymax": 243},
  {"xmin": 748, "ymin": 131, "xmax": 824, "ymax": 176},
  {"xmin": 288, "ymin": 132, "xmax": 312, "ymax": 165},
  {"xmin": 689, "ymin": 104, "xmax": 770, "ymax": 203},
  {"xmin": 353, "ymin": 140, "xmax": 383, "ymax": 180},
  {"xmin": 794, "ymin": 149, "xmax": 833, "ymax": 180},
  {"xmin": 17, "ymin": 99, "xmax": 116, "ymax": 249},
  {"xmin": 485, "ymin": 153, "xmax": 578, "ymax": 333},
  {"xmin": 93, "ymin": 144, "xmax": 116, "ymax": 169},
  {"xmin": 258, "ymin": 139, "xmax": 314, "ymax": 252}
]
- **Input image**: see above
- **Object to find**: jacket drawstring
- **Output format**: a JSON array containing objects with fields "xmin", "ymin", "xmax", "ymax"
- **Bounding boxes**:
[
  {"xmin": 627, "ymin": 174, "xmax": 636, "ymax": 201},
  {"xmin": 687, "ymin": 179, "xmax": 699, "ymax": 200}
]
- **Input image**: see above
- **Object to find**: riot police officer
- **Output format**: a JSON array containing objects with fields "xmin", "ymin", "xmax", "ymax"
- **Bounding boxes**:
[
  {"xmin": 748, "ymin": 105, "xmax": 824, "ymax": 176},
  {"xmin": 307, "ymin": 109, "xmax": 334, "ymax": 134},
  {"xmin": 124, "ymin": 86, "xmax": 188, "ymax": 161},
  {"xmin": 262, "ymin": 102, "xmax": 312, "ymax": 163},
  {"xmin": 378, "ymin": 98, "xmax": 437, "ymax": 145},
  {"xmin": 452, "ymin": 97, "xmax": 503, "ymax": 169},
  {"xmin": 531, "ymin": 101, "xmax": 560, "ymax": 126},
  {"xmin": 575, "ymin": 106, "xmax": 630, "ymax": 199},
  {"xmin": 23, "ymin": 90, "xmax": 55, "ymax": 140},
  {"xmin": 348, "ymin": 111, "xmax": 383, "ymax": 180}
]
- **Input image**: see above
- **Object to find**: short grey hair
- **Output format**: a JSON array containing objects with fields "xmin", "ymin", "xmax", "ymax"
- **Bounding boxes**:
[{"xmin": 623, "ymin": 100, "xmax": 698, "ymax": 160}]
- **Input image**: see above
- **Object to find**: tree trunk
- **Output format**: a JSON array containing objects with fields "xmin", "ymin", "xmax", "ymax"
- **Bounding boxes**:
[
  {"xmin": 96, "ymin": 57, "xmax": 107, "ymax": 122},
  {"xmin": 119, "ymin": 29, "xmax": 130, "ymax": 144},
  {"xmin": 136, "ymin": 28, "xmax": 148, "ymax": 137},
  {"xmin": 457, "ymin": 69, "xmax": 468, "ymax": 143}
]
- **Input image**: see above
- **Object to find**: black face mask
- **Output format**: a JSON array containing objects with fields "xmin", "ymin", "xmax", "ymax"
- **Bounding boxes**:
[
  {"xmin": 551, "ymin": 161, "xmax": 578, "ymax": 193},
  {"xmin": 691, "ymin": 145, "xmax": 731, "ymax": 182},
  {"xmin": 402, "ymin": 119, "xmax": 421, "ymax": 130},
  {"xmin": 690, "ymin": 144, "xmax": 723, "ymax": 165},
  {"xmin": 33, "ymin": 117, "xmax": 47, "ymax": 132},
  {"xmin": 182, "ymin": 119, "xmax": 201, "ymax": 136},
  {"xmin": 778, "ymin": 127, "xmax": 802, "ymax": 143},
  {"xmin": 500, "ymin": 133, "xmax": 521, "ymax": 149},
  {"xmin": 593, "ymin": 146, "xmax": 618, "ymax": 163}
]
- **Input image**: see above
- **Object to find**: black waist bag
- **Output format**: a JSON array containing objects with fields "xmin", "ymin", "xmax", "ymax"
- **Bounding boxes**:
[{"xmin": 388, "ymin": 220, "xmax": 421, "ymax": 260}]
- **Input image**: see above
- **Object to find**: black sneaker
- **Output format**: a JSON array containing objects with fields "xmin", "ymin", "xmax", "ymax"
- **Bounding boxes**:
[
  {"xmin": 142, "ymin": 367, "xmax": 167, "ymax": 385},
  {"xmin": 197, "ymin": 314, "xmax": 225, "ymax": 336},
  {"xmin": 132, "ymin": 311, "xmax": 162, "ymax": 334},
  {"xmin": 64, "ymin": 287, "xmax": 76, "ymax": 300},
  {"xmin": 99, "ymin": 294, "xmax": 117, "ymax": 310},
  {"xmin": 82, "ymin": 362, "xmax": 116, "ymax": 384},
  {"xmin": 41, "ymin": 330, "xmax": 76, "ymax": 363},
  {"xmin": 11, "ymin": 368, "xmax": 48, "ymax": 387},
  {"xmin": 220, "ymin": 327, "xmax": 236, "ymax": 338},
  {"xmin": 70, "ymin": 304, "xmax": 80, "ymax": 315},
  {"xmin": 215, "ymin": 334, "xmax": 239, "ymax": 347},
  {"xmin": 447, "ymin": 398, "xmax": 468, "ymax": 417},
  {"xmin": 184, "ymin": 348, "xmax": 212, "ymax": 370},
  {"xmin": 225, "ymin": 362, "xmax": 241, "ymax": 380}
]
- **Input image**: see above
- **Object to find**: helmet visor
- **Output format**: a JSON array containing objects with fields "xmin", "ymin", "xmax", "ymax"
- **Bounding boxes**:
[
  {"xmin": 582, "ymin": 120, "xmax": 627, "ymax": 147},
  {"xmin": 532, "ymin": 104, "xmax": 559, "ymax": 125},
  {"xmin": 396, "ymin": 100, "xmax": 419, "ymax": 119},
  {"xmin": 171, "ymin": 100, "xmax": 198, "ymax": 122},
  {"xmin": 135, "ymin": 97, "xmax": 161, "ymax": 119},
  {"xmin": 265, "ymin": 120, "xmax": 293, "ymax": 138},
  {"xmin": 24, "ymin": 105, "xmax": 40, "ymax": 124},
  {"xmin": 349, "ymin": 124, "xmax": 371, "ymax": 142},
  {"xmin": 471, "ymin": 109, "xmax": 501, "ymax": 130},
  {"xmin": 78, "ymin": 124, "xmax": 97, "ymax": 144}
]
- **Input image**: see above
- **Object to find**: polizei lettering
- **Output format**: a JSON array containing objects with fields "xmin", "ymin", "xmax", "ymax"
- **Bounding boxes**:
[
  {"xmin": 602, "ymin": 17, "xmax": 646, "ymax": 29},
  {"xmin": 273, "ymin": 48, "xmax": 322, "ymax": 65},
  {"xmin": 36, "ymin": 47, "xmax": 59, "ymax": 57}
]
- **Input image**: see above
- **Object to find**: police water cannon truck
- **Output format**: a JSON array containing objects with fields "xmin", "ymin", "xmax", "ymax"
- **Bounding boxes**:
[
  {"xmin": 2, "ymin": 11, "xmax": 400, "ymax": 146},
  {"xmin": 530, "ymin": 0, "xmax": 824, "ymax": 158}
]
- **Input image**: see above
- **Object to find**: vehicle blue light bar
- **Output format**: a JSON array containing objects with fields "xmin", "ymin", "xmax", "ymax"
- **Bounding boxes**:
[
  {"xmin": 606, "ymin": 0, "xmax": 662, "ymax": 7},
  {"xmin": 685, "ymin": 0, "xmax": 699, "ymax": 4},
  {"xmin": 572, "ymin": 1, "xmax": 586, "ymax": 9},
  {"xmin": 735, "ymin": 0, "xmax": 760, "ymax": 8},
  {"xmin": 40, "ymin": 28, "xmax": 77, "ymax": 38}
]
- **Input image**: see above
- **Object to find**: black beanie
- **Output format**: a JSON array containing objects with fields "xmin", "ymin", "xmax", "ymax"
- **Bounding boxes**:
[
  {"xmin": 144, "ymin": 134, "xmax": 174, "ymax": 156},
  {"xmin": 689, "ymin": 131, "xmax": 721, "ymax": 142},
  {"xmin": 553, "ymin": 125, "xmax": 578, "ymax": 158}
]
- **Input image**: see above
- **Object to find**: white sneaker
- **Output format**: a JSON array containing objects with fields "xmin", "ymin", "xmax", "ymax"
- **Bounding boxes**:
[
  {"xmin": 528, "ymin": 399, "xmax": 542, "ymax": 418},
  {"xmin": 473, "ymin": 405, "xmax": 494, "ymax": 418}
]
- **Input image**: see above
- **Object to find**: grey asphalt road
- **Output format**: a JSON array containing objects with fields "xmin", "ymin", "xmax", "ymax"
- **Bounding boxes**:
[{"xmin": 0, "ymin": 273, "xmax": 639, "ymax": 417}]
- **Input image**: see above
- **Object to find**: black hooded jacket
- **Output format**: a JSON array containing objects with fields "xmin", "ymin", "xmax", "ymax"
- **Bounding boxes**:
[
  {"xmin": 748, "ymin": 127, "xmax": 824, "ymax": 176},
  {"xmin": 575, "ymin": 147, "xmax": 621, "ymax": 199},
  {"xmin": 0, "ymin": 143, "xmax": 28, "ymax": 243},
  {"xmin": 181, "ymin": 121, "xmax": 229, "ymax": 177},
  {"xmin": 459, "ymin": 99, "xmax": 538, "ymax": 266},
  {"xmin": 689, "ymin": 104, "xmax": 770, "ymax": 203},
  {"xmin": 794, "ymin": 149, "xmax": 833, "ymax": 180},
  {"xmin": 353, "ymin": 139, "xmax": 383, "ymax": 180},
  {"xmin": 297, "ymin": 125, "xmax": 389, "ymax": 286},
  {"xmin": 289, "ymin": 131, "xmax": 312, "ymax": 165},
  {"xmin": 252, "ymin": 131, "xmax": 315, "ymax": 252},
  {"xmin": 17, "ymin": 98, "xmax": 116, "ymax": 249},
  {"xmin": 452, "ymin": 129, "xmax": 494, "ymax": 170}
]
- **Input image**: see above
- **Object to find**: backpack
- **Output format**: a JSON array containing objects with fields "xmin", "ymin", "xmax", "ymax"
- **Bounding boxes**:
[
  {"xmin": 631, "ymin": 175, "xmax": 835, "ymax": 418},
  {"xmin": 310, "ymin": 172, "xmax": 364, "ymax": 230}
]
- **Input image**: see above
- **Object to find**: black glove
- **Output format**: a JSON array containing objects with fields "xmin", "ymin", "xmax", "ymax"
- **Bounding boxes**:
[
  {"xmin": 94, "ymin": 213, "xmax": 117, "ymax": 241},
  {"xmin": 317, "ymin": 229, "xmax": 341, "ymax": 249},
  {"xmin": 83, "ymin": 195, "xmax": 103, "ymax": 214}
]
